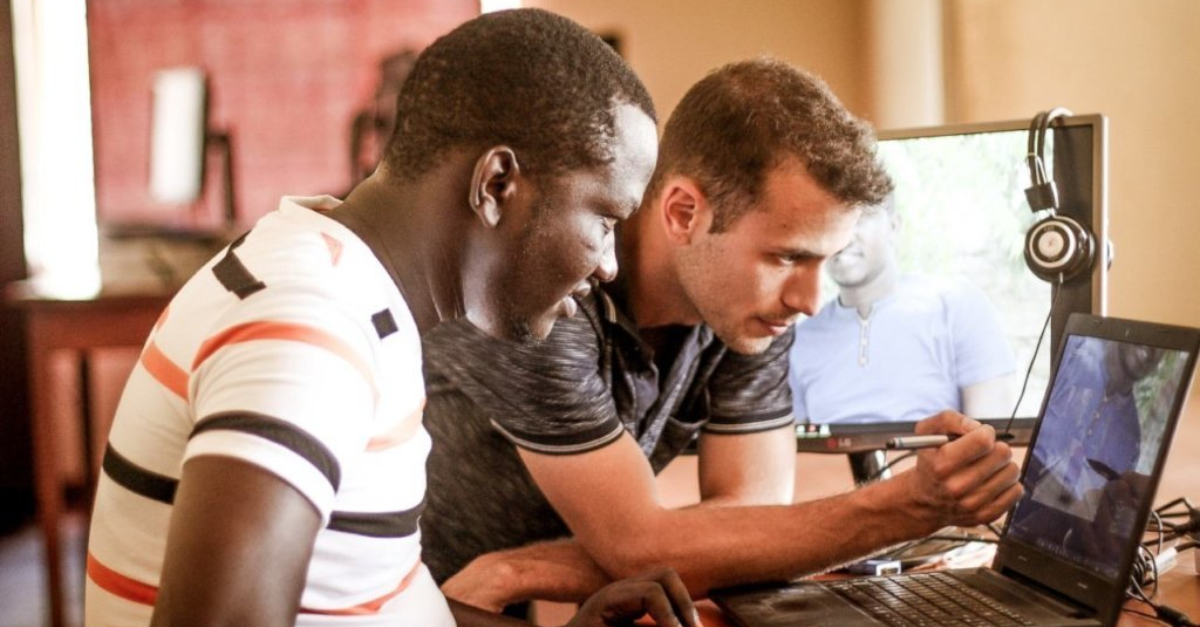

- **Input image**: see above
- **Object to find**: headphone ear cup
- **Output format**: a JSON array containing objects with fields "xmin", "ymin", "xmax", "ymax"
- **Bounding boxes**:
[{"xmin": 1024, "ymin": 214, "xmax": 1097, "ymax": 283}]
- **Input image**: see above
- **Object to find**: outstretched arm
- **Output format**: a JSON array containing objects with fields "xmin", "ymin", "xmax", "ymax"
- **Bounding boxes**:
[
  {"xmin": 443, "ymin": 425, "xmax": 796, "ymax": 611},
  {"xmin": 696, "ymin": 424, "xmax": 796, "ymax": 506},
  {"xmin": 471, "ymin": 412, "xmax": 1019, "ymax": 601}
]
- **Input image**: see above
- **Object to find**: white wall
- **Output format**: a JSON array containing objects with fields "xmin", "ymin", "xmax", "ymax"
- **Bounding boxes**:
[{"xmin": 525, "ymin": 0, "xmax": 870, "ymax": 123}]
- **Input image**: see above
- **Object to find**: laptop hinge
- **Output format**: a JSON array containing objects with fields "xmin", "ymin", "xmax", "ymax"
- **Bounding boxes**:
[{"xmin": 987, "ymin": 567, "xmax": 1096, "ymax": 619}]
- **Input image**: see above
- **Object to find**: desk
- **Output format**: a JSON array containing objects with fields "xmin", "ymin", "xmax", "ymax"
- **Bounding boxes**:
[
  {"xmin": 645, "ymin": 388, "xmax": 1200, "ymax": 627},
  {"xmin": 5, "ymin": 282, "xmax": 171, "ymax": 627},
  {"xmin": 697, "ymin": 558, "xmax": 1198, "ymax": 627}
]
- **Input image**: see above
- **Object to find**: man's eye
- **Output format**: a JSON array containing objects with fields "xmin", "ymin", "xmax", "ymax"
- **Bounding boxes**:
[{"xmin": 779, "ymin": 253, "xmax": 816, "ymax": 265}]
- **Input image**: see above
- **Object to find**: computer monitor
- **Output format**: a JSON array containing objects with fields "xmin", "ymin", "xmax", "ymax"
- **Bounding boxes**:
[{"xmin": 793, "ymin": 114, "xmax": 1110, "ymax": 484}]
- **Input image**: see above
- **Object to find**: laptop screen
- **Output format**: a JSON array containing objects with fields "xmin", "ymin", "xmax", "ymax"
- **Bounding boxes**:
[{"xmin": 1005, "ymin": 333, "xmax": 1192, "ymax": 581}]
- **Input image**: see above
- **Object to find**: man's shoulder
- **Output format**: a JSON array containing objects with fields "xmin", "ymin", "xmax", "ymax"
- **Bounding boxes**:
[{"xmin": 422, "ymin": 290, "xmax": 610, "ymax": 387}]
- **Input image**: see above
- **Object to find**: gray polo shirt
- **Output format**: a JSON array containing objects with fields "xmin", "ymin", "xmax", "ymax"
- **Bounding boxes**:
[{"xmin": 419, "ymin": 281, "xmax": 795, "ymax": 583}]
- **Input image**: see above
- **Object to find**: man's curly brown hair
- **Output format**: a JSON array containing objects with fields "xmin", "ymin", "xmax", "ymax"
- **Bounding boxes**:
[
  {"xmin": 647, "ymin": 57, "xmax": 892, "ymax": 232},
  {"xmin": 383, "ymin": 9, "xmax": 655, "ymax": 180}
]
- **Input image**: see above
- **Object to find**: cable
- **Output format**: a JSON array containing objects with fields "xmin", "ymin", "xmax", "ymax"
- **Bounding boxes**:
[
  {"xmin": 1145, "ymin": 497, "xmax": 1200, "ymax": 543},
  {"xmin": 1124, "ymin": 496, "xmax": 1199, "ymax": 627},
  {"xmin": 1124, "ymin": 599, "xmax": 1198, "ymax": 627},
  {"xmin": 864, "ymin": 451, "xmax": 916, "ymax": 483},
  {"xmin": 1000, "ymin": 285, "xmax": 1061, "ymax": 438}
]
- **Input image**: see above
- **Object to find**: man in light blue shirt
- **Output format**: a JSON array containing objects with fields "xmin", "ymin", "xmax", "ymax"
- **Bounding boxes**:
[{"xmin": 790, "ymin": 194, "xmax": 1017, "ymax": 424}]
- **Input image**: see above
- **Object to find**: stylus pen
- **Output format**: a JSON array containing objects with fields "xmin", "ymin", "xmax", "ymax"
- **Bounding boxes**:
[{"xmin": 886, "ymin": 432, "xmax": 1015, "ymax": 450}]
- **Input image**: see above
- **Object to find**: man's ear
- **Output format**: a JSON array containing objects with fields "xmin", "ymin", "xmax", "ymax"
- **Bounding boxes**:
[
  {"xmin": 469, "ymin": 146, "xmax": 519, "ymax": 228},
  {"xmin": 659, "ymin": 177, "xmax": 709, "ymax": 244}
]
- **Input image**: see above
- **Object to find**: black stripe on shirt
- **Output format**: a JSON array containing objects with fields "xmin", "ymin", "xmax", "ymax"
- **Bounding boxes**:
[
  {"xmin": 212, "ymin": 232, "xmax": 266, "ymax": 299},
  {"xmin": 191, "ymin": 411, "xmax": 342, "ymax": 492},
  {"xmin": 371, "ymin": 309, "xmax": 399, "ymax": 339},
  {"xmin": 101, "ymin": 444, "xmax": 179, "ymax": 504},
  {"xmin": 489, "ymin": 418, "xmax": 626, "ymax": 455},
  {"xmin": 328, "ymin": 498, "xmax": 426, "ymax": 538},
  {"xmin": 703, "ymin": 411, "xmax": 796, "ymax": 435},
  {"xmin": 706, "ymin": 406, "xmax": 794, "ymax": 430}
]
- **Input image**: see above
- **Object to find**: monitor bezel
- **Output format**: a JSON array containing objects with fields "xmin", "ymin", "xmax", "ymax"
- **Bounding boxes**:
[
  {"xmin": 794, "ymin": 114, "xmax": 1109, "ymax": 456},
  {"xmin": 876, "ymin": 114, "xmax": 1109, "ymax": 327}
]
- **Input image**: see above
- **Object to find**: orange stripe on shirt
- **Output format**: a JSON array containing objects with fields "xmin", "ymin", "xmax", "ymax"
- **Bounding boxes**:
[
  {"xmin": 89, "ymin": 551, "xmax": 422, "ymax": 616},
  {"xmin": 321, "ymin": 232, "xmax": 344, "ymax": 266},
  {"xmin": 301, "ymin": 561, "xmax": 424, "ymax": 616},
  {"xmin": 192, "ymin": 321, "xmax": 375, "ymax": 391},
  {"xmin": 88, "ymin": 552, "xmax": 423, "ymax": 616},
  {"xmin": 141, "ymin": 340, "xmax": 189, "ymax": 399},
  {"xmin": 87, "ymin": 553, "xmax": 158, "ymax": 606},
  {"xmin": 366, "ymin": 399, "xmax": 426, "ymax": 451}
]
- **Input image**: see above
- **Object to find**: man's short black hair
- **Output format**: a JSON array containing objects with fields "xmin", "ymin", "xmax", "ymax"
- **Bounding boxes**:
[
  {"xmin": 384, "ymin": 8, "xmax": 656, "ymax": 179},
  {"xmin": 648, "ymin": 57, "xmax": 893, "ymax": 232}
]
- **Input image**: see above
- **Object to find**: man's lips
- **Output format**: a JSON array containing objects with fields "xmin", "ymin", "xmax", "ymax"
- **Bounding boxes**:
[{"xmin": 758, "ymin": 317, "xmax": 796, "ymax": 335}]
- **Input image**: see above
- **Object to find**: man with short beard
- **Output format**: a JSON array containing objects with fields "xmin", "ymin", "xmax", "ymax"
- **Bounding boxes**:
[
  {"xmin": 420, "ymin": 58, "xmax": 1024, "ymax": 610},
  {"xmin": 85, "ymin": 9, "xmax": 696, "ymax": 627}
]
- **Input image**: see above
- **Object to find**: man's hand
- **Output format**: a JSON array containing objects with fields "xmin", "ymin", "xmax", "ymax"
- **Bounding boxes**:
[
  {"xmin": 442, "ymin": 553, "xmax": 520, "ymax": 613},
  {"xmin": 905, "ymin": 411, "xmax": 1024, "ymax": 529},
  {"xmin": 443, "ymin": 540, "xmax": 614, "ymax": 611},
  {"xmin": 565, "ymin": 568, "xmax": 702, "ymax": 627}
]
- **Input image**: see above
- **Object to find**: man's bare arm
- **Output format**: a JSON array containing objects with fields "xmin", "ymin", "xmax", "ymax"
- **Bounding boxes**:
[
  {"xmin": 520, "ymin": 412, "xmax": 1020, "ymax": 598},
  {"xmin": 151, "ymin": 457, "xmax": 321, "ymax": 627},
  {"xmin": 444, "ymin": 425, "xmax": 797, "ymax": 609},
  {"xmin": 696, "ymin": 424, "xmax": 796, "ymax": 506},
  {"xmin": 444, "ymin": 539, "xmax": 613, "ymax": 612}
]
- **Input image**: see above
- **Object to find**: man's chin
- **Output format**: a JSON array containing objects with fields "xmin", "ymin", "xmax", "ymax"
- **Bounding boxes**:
[
  {"xmin": 715, "ymin": 330, "xmax": 775, "ymax": 355},
  {"xmin": 502, "ymin": 318, "xmax": 545, "ymax": 345},
  {"xmin": 501, "ymin": 311, "xmax": 565, "ymax": 346}
]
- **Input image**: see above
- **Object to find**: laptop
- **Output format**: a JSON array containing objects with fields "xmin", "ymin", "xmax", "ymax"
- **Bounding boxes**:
[{"xmin": 713, "ymin": 314, "xmax": 1200, "ymax": 627}]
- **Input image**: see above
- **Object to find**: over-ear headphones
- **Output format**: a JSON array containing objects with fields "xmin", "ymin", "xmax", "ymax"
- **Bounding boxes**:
[{"xmin": 1023, "ymin": 108, "xmax": 1097, "ymax": 284}]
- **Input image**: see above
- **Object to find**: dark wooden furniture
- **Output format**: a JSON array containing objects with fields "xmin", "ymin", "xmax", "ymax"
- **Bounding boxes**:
[{"xmin": 5, "ymin": 281, "xmax": 170, "ymax": 627}]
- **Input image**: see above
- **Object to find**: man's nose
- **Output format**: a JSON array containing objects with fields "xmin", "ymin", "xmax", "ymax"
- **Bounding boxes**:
[
  {"xmin": 782, "ymin": 269, "xmax": 821, "ymax": 316},
  {"xmin": 592, "ymin": 236, "xmax": 618, "ymax": 283}
]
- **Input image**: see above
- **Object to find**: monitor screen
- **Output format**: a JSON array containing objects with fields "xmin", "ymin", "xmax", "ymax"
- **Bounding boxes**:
[{"xmin": 791, "ymin": 115, "xmax": 1109, "ymax": 457}]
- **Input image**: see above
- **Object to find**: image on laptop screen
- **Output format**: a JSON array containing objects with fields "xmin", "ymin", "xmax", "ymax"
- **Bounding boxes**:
[{"xmin": 1006, "ymin": 334, "xmax": 1192, "ymax": 580}]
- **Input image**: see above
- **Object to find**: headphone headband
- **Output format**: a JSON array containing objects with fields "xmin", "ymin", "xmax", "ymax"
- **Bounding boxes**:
[
  {"xmin": 1025, "ymin": 107, "xmax": 1073, "ymax": 212},
  {"xmin": 1023, "ymin": 107, "xmax": 1095, "ymax": 285}
]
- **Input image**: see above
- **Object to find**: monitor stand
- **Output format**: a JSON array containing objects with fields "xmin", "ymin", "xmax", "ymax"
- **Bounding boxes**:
[{"xmin": 848, "ymin": 450, "xmax": 891, "ymax": 485}]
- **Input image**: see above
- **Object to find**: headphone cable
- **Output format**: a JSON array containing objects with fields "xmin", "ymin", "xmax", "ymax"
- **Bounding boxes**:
[{"xmin": 999, "ymin": 285, "xmax": 1061, "ymax": 438}]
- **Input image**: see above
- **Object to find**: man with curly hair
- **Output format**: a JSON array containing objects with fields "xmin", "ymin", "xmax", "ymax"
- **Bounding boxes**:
[
  {"xmin": 420, "ymin": 58, "xmax": 1023, "ymax": 610},
  {"xmin": 84, "ymin": 9, "xmax": 699, "ymax": 627}
]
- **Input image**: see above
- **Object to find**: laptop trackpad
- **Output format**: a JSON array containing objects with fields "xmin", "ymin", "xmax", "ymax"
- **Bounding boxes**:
[{"xmin": 713, "ymin": 582, "xmax": 887, "ymax": 627}]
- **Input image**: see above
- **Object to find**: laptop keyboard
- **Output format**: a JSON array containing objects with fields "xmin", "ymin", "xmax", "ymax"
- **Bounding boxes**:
[{"xmin": 826, "ymin": 571, "xmax": 1035, "ymax": 627}]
